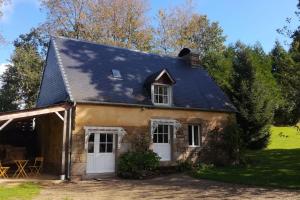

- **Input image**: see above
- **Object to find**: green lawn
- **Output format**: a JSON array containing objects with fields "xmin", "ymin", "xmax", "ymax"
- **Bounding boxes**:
[
  {"xmin": 268, "ymin": 125, "xmax": 300, "ymax": 149},
  {"xmin": 0, "ymin": 183, "xmax": 40, "ymax": 200},
  {"xmin": 194, "ymin": 125, "xmax": 300, "ymax": 189}
]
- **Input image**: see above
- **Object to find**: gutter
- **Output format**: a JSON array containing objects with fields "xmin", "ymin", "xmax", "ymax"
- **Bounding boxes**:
[{"xmin": 66, "ymin": 101, "xmax": 76, "ymax": 180}]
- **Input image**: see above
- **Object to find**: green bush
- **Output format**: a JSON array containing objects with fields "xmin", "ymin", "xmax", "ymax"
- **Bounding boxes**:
[{"xmin": 117, "ymin": 150, "xmax": 160, "ymax": 179}]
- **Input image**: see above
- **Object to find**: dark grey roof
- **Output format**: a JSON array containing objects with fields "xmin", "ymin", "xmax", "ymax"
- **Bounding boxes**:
[{"xmin": 50, "ymin": 36, "xmax": 236, "ymax": 112}]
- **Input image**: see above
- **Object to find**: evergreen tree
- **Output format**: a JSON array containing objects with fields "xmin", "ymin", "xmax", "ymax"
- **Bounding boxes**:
[
  {"xmin": 271, "ymin": 41, "xmax": 300, "ymax": 125},
  {"xmin": 230, "ymin": 43, "xmax": 277, "ymax": 149},
  {"xmin": 0, "ymin": 29, "xmax": 45, "ymax": 110},
  {"xmin": 0, "ymin": 64, "xmax": 20, "ymax": 111}
]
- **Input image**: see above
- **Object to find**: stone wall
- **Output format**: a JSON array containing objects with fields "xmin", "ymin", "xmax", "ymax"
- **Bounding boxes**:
[{"xmin": 70, "ymin": 103, "xmax": 234, "ymax": 179}]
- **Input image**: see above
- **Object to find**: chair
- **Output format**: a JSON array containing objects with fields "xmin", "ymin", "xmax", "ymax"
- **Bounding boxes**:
[
  {"xmin": 0, "ymin": 161, "xmax": 10, "ymax": 178},
  {"xmin": 28, "ymin": 157, "xmax": 43, "ymax": 176}
]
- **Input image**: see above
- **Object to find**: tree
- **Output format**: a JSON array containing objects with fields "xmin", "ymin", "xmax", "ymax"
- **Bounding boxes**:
[
  {"xmin": 230, "ymin": 43, "xmax": 278, "ymax": 149},
  {"xmin": 40, "ymin": 0, "xmax": 89, "ymax": 39},
  {"xmin": 271, "ymin": 41, "xmax": 300, "ymax": 125},
  {"xmin": 14, "ymin": 27, "xmax": 49, "ymax": 57},
  {"xmin": 154, "ymin": 2, "xmax": 193, "ymax": 55},
  {"xmin": 40, "ymin": 0, "xmax": 152, "ymax": 51},
  {"xmin": 0, "ymin": 29, "xmax": 45, "ymax": 110},
  {"xmin": 154, "ymin": 1, "xmax": 225, "ymax": 59},
  {"xmin": 0, "ymin": 64, "xmax": 20, "ymax": 111},
  {"xmin": 201, "ymin": 47, "xmax": 234, "ymax": 94}
]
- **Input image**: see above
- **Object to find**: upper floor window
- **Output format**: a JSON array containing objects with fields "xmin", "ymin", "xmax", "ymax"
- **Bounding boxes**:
[
  {"xmin": 146, "ymin": 68, "xmax": 175, "ymax": 106},
  {"xmin": 152, "ymin": 84, "xmax": 172, "ymax": 106}
]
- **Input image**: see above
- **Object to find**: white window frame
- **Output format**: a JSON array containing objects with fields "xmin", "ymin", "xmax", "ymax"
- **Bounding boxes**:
[
  {"xmin": 188, "ymin": 125, "xmax": 201, "ymax": 147},
  {"xmin": 151, "ymin": 83, "xmax": 172, "ymax": 106},
  {"xmin": 150, "ymin": 119, "xmax": 181, "ymax": 139},
  {"xmin": 152, "ymin": 124, "xmax": 170, "ymax": 144},
  {"xmin": 84, "ymin": 126, "xmax": 126, "ymax": 150}
]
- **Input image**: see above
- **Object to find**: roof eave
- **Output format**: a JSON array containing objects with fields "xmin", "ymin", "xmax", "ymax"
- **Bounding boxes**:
[{"xmin": 75, "ymin": 100, "xmax": 237, "ymax": 113}]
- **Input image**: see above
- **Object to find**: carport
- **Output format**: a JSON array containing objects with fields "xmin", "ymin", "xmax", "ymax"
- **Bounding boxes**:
[{"xmin": 0, "ymin": 103, "xmax": 73, "ymax": 180}]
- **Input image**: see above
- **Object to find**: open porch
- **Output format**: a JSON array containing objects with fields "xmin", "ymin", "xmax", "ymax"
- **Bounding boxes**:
[{"xmin": 0, "ymin": 103, "xmax": 73, "ymax": 180}]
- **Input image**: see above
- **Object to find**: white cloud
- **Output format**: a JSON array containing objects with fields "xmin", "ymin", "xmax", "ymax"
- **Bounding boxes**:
[
  {"xmin": 0, "ymin": 63, "xmax": 9, "ymax": 88},
  {"xmin": 0, "ymin": 1, "xmax": 14, "ymax": 23},
  {"xmin": 0, "ymin": 62, "xmax": 8, "ymax": 75},
  {"xmin": 0, "ymin": 0, "xmax": 41, "ymax": 23}
]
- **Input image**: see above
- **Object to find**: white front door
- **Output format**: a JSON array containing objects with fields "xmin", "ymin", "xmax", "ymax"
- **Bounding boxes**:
[
  {"xmin": 152, "ymin": 124, "xmax": 171, "ymax": 161},
  {"xmin": 87, "ymin": 132, "xmax": 115, "ymax": 173}
]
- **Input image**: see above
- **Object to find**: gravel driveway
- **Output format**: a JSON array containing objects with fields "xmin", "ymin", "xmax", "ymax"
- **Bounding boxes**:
[{"xmin": 35, "ymin": 174, "xmax": 300, "ymax": 200}]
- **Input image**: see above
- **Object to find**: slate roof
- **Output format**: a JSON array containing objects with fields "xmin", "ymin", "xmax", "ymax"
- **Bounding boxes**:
[{"xmin": 45, "ymin": 36, "xmax": 236, "ymax": 112}]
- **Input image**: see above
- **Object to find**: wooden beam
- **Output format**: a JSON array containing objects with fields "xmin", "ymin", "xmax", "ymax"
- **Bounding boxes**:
[
  {"xmin": 0, "ymin": 106, "xmax": 67, "ymax": 121},
  {"xmin": 55, "ymin": 112, "xmax": 64, "ymax": 121},
  {"xmin": 0, "ymin": 119, "xmax": 13, "ymax": 131}
]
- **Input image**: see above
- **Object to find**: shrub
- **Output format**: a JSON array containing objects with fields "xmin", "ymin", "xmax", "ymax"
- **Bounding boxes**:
[
  {"xmin": 176, "ymin": 160, "xmax": 193, "ymax": 172},
  {"xmin": 199, "ymin": 123, "xmax": 244, "ymax": 166},
  {"xmin": 118, "ymin": 150, "xmax": 160, "ymax": 179},
  {"xmin": 127, "ymin": 131, "xmax": 151, "ymax": 152}
]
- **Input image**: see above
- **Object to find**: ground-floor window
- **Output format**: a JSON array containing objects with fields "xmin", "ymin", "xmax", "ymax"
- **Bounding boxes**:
[{"xmin": 188, "ymin": 125, "xmax": 201, "ymax": 147}]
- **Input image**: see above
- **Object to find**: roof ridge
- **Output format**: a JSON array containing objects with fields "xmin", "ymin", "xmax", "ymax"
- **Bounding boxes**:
[
  {"xmin": 52, "ymin": 37, "xmax": 74, "ymax": 102},
  {"xmin": 51, "ymin": 35, "xmax": 187, "ymax": 61}
]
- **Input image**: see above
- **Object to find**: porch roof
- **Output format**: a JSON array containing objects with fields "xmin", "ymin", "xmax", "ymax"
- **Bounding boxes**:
[{"xmin": 0, "ymin": 103, "xmax": 72, "ymax": 131}]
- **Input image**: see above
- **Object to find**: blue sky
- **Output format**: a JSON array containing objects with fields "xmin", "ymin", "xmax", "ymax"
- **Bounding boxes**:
[{"xmin": 0, "ymin": 0, "xmax": 298, "ymax": 66}]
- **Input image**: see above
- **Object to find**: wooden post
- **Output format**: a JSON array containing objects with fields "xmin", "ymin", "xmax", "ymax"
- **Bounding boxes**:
[
  {"xmin": 67, "ymin": 108, "xmax": 73, "ymax": 179},
  {"xmin": 60, "ymin": 110, "xmax": 67, "ymax": 180}
]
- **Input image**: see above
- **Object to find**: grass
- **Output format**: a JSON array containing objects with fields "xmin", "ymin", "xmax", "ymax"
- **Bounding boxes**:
[
  {"xmin": 268, "ymin": 125, "xmax": 300, "ymax": 149},
  {"xmin": 194, "ymin": 125, "xmax": 300, "ymax": 189},
  {"xmin": 0, "ymin": 183, "xmax": 40, "ymax": 200}
]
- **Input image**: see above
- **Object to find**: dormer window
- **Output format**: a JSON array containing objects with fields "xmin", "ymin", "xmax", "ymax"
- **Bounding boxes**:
[
  {"xmin": 145, "ymin": 68, "xmax": 175, "ymax": 107},
  {"xmin": 152, "ymin": 84, "xmax": 172, "ymax": 105}
]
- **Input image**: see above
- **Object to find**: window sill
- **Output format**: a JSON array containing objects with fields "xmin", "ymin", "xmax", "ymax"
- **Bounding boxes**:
[
  {"xmin": 152, "ymin": 103, "xmax": 172, "ymax": 107},
  {"xmin": 188, "ymin": 145, "xmax": 201, "ymax": 148}
]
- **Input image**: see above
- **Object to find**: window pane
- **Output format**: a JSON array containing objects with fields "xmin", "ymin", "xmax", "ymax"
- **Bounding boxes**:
[
  {"xmin": 99, "ymin": 144, "xmax": 106, "ymax": 152},
  {"xmin": 100, "ymin": 134, "xmax": 106, "ymax": 142},
  {"xmin": 159, "ymin": 86, "xmax": 163, "ymax": 94},
  {"xmin": 194, "ymin": 126, "xmax": 199, "ymax": 146},
  {"xmin": 163, "ymin": 96, "xmax": 168, "ymax": 104},
  {"xmin": 107, "ymin": 134, "xmax": 113, "ymax": 143},
  {"xmin": 163, "ymin": 133, "xmax": 168, "ymax": 143},
  {"xmin": 188, "ymin": 126, "xmax": 193, "ymax": 145},
  {"xmin": 154, "ymin": 85, "xmax": 158, "ymax": 94},
  {"xmin": 107, "ymin": 143, "xmax": 113, "ymax": 153},
  {"xmin": 154, "ymin": 95, "xmax": 159, "ymax": 103},
  {"xmin": 88, "ymin": 133, "xmax": 94, "ymax": 142},
  {"xmin": 88, "ymin": 142, "xmax": 94, "ymax": 153},
  {"xmin": 163, "ymin": 125, "xmax": 168, "ymax": 133},
  {"xmin": 158, "ymin": 134, "xmax": 163, "ymax": 143},
  {"xmin": 88, "ymin": 133, "xmax": 94, "ymax": 153},
  {"xmin": 158, "ymin": 95, "xmax": 163, "ymax": 103},
  {"xmin": 158, "ymin": 125, "xmax": 163, "ymax": 133},
  {"xmin": 163, "ymin": 87, "xmax": 168, "ymax": 95},
  {"xmin": 153, "ymin": 134, "xmax": 157, "ymax": 143}
]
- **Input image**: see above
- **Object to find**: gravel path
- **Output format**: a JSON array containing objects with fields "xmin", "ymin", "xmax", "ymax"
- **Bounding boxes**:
[{"xmin": 34, "ymin": 174, "xmax": 300, "ymax": 200}]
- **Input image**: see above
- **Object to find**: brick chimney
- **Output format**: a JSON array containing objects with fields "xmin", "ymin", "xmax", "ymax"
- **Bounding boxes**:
[{"xmin": 178, "ymin": 48, "xmax": 201, "ymax": 67}]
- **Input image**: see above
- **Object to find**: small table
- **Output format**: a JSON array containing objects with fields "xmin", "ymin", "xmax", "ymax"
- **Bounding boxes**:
[{"xmin": 13, "ymin": 160, "xmax": 28, "ymax": 178}]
